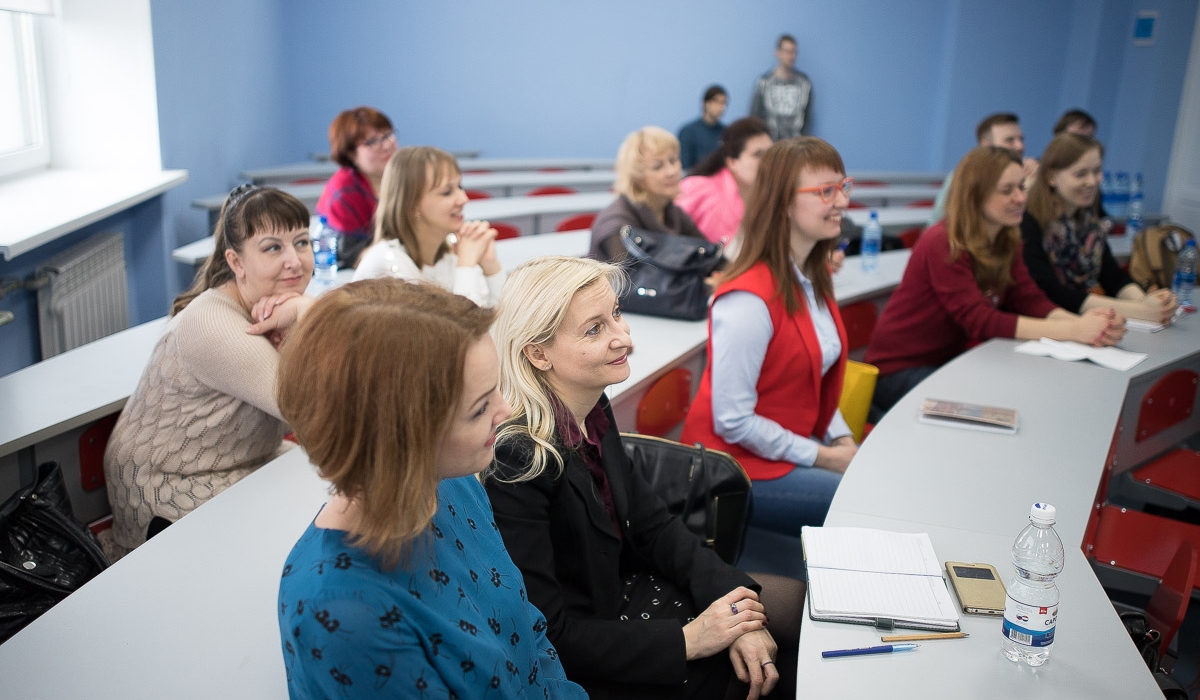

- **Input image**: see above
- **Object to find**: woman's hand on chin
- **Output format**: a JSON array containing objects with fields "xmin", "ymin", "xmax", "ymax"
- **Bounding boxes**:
[{"xmin": 247, "ymin": 294, "xmax": 315, "ymax": 347}]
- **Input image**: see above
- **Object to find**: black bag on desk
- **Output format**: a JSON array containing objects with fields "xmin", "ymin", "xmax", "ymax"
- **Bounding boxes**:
[
  {"xmin": 621, "ymin": 434, "xmax": 752, "ymax": 564},
  {"xmin": 618, "ymin": 226, "xmax": 723, "ymax": 321},
  {"xmin": 0, "ymin": 461, "xmax": 109, "ymax": 642}
]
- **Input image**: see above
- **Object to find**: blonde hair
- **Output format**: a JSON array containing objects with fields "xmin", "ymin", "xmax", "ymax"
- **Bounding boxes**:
[
  {"xmin": 614, "ymin": 126, "xmax": 680, "ymax": 204},
  {"xmin": 276, "ymin": 278, "xmax": 495, "ymax": 569},
  {"xmin": 489, "ymin": 256, "xmax": 626, "ymax": 482},
  {"xmin": 374, "ymin": 146, "xmax": 458, "ymax": 265},
  {"xmin": 945, "ymin": 146, "xmax": 1023, "ymax": 294}
]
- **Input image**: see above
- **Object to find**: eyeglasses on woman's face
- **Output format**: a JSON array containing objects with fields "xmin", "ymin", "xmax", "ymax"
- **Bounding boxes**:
[
  {"xmin": 795, "ymin": 177, "xmax": 854, "ymax": 203},
  {"xmin": 361, "ymin": 131, "xmax": 397, "ymax": 151}
]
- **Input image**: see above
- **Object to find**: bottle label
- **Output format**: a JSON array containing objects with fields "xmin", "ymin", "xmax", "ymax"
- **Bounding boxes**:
[{"xmin": 1002, "ymin": 595, "xmax": 1057, "ymax": 647}]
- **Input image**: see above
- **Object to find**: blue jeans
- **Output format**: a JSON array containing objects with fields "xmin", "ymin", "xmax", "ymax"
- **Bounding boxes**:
[{"xmin": 749, "ymin": 466, "xmax": 843, "ymax": 537}]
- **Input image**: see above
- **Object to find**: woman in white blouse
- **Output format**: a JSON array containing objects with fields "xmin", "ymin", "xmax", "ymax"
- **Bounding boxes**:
[{"xmin": 353, "ymin": 146, "xmax": 505, "ymax": 306}]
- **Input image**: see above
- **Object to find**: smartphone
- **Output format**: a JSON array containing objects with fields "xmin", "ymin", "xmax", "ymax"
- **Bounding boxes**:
[{"xmin": 945, "ymin": 561, "xmax": 1006, "ymax": 616}]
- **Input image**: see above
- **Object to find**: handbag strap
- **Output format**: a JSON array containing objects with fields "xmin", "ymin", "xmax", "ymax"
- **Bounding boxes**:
[{"xmin": 619, "ymin": 226, "xmax": 723, "ymax": 274}]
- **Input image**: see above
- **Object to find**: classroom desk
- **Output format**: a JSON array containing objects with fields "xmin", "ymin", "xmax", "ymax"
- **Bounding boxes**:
[
  {"xmin": 239, "ymin": 157, "xmax": 615, "ymax": 185},
  {"xmin": 846, "ymin": 183, "xmax": 939, "ymax": 205},
  {"xmin": 796, "ymin": 315, "xmax": 1200, "ymax": 698}
]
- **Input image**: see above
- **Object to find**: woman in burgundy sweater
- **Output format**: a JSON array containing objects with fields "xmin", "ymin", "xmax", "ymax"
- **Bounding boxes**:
[{"xmin": 865, "ymin": 146, "xmax": 1126, "ymax": 418}]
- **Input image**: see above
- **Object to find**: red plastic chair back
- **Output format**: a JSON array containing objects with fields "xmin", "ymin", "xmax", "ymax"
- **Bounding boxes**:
[
  {"xmin": 907, "ymin": 199, "xmax": 935, "ymax": 208},
  {"xmin": 79, "ymin": 412, "xmax": 120, "ymax": 492},
  {"xmin": 636, "ymin": 368, "xmax": 694, "ymax": 437},
  {"xmin": 855, "ymin": 180, "xmax": 887, "ymax": 187},
  {"xmin": 527, "ymin": 186, "xmax": 576, "ymax": 197},
  {"xmin": 493, "ymin": 223, "xmax": 521, "ymax": 240},
  {"xmin": 898, "ymin": 226, "xmax": 923, "ymax": 249},
  {"xmin": 840, "ymin": 301, "xmax": 878, "ymax": 352},
  {"xmin": 1145, "ymin": 542, "xmax": 1198, "ymax": 649},
  {"xmin": 465, "ymin": 189, "xmax": 491, "ymax": 200},
  {"xmin": 556, "ymin": 213, "xmax": 597, "ymax": 232},
  {"xmin": 1136, "ymin": 369, "xmax": 1199, "ymax": 442},
  {"xmin": 847, "ymin": 201, "xmax": 869, "ymax": 209}
]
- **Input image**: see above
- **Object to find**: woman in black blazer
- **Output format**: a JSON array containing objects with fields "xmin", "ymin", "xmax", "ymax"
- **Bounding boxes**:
[{"xmin": 485, "ymin": 255, "xmax": 801, "ymax": 700}]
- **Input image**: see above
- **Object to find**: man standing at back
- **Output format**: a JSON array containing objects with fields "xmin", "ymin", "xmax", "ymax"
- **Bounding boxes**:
[
  {"xmin": 750, "ymin": 34, "xmax": 812, "ymax": 140},
  {"xmin": 678, "ymin": 85, "xmax": 728, "ymax": 171},
  {"xmin": 928, "ymin": 112, "xmax": 1038, "ymax": 224}
]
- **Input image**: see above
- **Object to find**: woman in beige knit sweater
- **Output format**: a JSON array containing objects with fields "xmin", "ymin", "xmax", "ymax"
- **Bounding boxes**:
[{"xmin": 104, "ymin": 185, "xmax": 316, "ymax": 553}]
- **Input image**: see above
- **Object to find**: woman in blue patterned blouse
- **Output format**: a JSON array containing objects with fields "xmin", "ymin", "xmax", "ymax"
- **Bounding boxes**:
[{"xmin": 275, "ymin": 278, "xmax": 585, "ymax": 700}]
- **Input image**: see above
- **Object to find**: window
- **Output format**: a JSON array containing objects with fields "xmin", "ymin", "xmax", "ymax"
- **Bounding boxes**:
[{"xmin": 0, "ymin": 9, "xmax": 48, "ymax": 178}]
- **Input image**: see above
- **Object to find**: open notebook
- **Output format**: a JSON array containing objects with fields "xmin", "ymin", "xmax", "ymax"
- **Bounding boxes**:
[{"xmin": 801, "ymin": 527, "xmax": 961, "ymax": 632}]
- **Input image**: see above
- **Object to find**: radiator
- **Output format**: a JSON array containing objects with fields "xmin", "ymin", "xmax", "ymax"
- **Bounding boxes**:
[{"xmin": 36, "ymin": 232, "xmax": 130, "ymax": 359}]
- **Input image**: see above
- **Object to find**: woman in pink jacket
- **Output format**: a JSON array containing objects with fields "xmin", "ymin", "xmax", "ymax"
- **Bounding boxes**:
[{"xmin": 676, "ymin": 117, "xmax": 772, "ymax": 246}]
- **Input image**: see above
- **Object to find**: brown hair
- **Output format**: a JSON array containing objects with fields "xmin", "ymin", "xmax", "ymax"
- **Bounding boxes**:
[
  {"xmin": 691, "ymin": 117, "xmax": 771, "ymax": 177},
  {"xmin": 725, "ymin": 136, "xmax": 843, "ymax": 315},
  {"xmin": 1053, "ymin": 109, "xmax": 1096, "ymax": 135},
  {"xmin": 975, "ymin": 112, "xmax": 1019, "ymax": 144},
  {"xmin": 945, "ymin": 146, "xmax": 1023, "ymax": 294},
  {"xmin": 1027, "ymin": 132, "xmax": 1105, "ymax": 230},
  {"xmin": 374, "ymin": 146, "xmax": 458, "ymax": 265},
  {"xmin": 329, "ymin": 106, "xmax": 394, "ymax": 169},
  {"xmin": 276, "ymin": 279, "xmax": 495, "ymax": 569},
  {"xmin": 172, "ymin": 185, "xmax": 310, "ymax": 315}
]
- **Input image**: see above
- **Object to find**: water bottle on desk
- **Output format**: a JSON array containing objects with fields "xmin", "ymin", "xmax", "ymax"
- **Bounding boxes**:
[
  {"xmin": 1002, "ymin": 502, "xmax": 1064, "ymax": 666},
  {"xmin": 312, "ymin": 216, "xmax": 339, "ymax": 285},
  {"xmin": 1126, "ymin": 173, "xmax": 1143, "ymax": 238},
  {"xmin": 1110, "ymin": 172, "xmax": 1130, "ymax": 217},
  {"xmin": 1173, "ymin": 240, "xmax": 1197, "ymax": 311},
  {"xmin": 861, "ymin": 211, "xmax": 881, "ymax": 274},
  {"xmin": 1101, "ymin": 172, "xmax": 1114, "ymax": 214}
]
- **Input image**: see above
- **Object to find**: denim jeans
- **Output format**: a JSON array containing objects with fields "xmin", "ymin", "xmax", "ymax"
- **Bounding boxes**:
[{"xmin": 749, "ymin": 466, "xmax": 843, "ymax": 536}]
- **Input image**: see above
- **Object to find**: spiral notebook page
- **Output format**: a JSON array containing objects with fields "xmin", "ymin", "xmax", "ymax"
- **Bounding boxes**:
[
  {"xmin": 807, "ymin": 569, "xmax": 960, "ymax": 623},
  {"xmin": 800, "ymin": 527, "xmax": 941, "ymax": 576}
]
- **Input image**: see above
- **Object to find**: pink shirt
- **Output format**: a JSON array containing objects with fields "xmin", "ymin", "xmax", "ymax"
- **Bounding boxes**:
[{"xmin": 675, "ymin": 168, "xmax": 743, "ymax": 245}]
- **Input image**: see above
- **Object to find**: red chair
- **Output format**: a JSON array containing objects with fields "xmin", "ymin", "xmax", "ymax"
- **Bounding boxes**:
[
  {"xmin": 1110, "ymin": 370, "xmax": 1200, "ymax": 512},
  {"xmin": 854, "ymin": 179, "xmax": 887, "ymax": 187},
  {"xmin": 907, "ymin": 199, "xmax": 935, "ymax": 208},
  {"xmin": 840, "ymin": 301, "xmax": 878, "ymax": 353},
  {"xmin": 465, "ymin": 189, "xmax": 491, "ymax": 200},
  {"xmin": 847, "ymin": 201, "xmax": 869, "ymax": 209},
  {"xmin": 527, "ymin": 186, "xmax": 576, "ymax": 197},
  {"xmin": 1142, "ymin": 542, "xmax": 1198, "ymax": 651},
  {"xmin": 492, "ymin": 223, "xmax": 521, "ymax": 240},
  {"xmin": 79, "ymin": 412, "xmax": 120, "ymax": 493},
  {"xmin": 897, "ymin": 226, "xmax": 923, "ymax": 249},
  {"xmin": 636, "ymin": 368, "xmax": 694, "ymax": 437},
  {"xmin": 556, "ymin": 213, "xmax": 596, "ymax": 232}
]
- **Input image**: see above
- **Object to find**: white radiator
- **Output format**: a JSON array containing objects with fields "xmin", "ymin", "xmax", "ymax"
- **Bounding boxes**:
[{"xmin": 36, "ymin": 232, "xmax": 130, "ymax": 359}]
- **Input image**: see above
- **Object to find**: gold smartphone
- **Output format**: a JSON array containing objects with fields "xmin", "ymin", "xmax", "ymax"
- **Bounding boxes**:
[{"xmin": 945, "ymin": 562, "xmax": 1006, "ymax": 615}]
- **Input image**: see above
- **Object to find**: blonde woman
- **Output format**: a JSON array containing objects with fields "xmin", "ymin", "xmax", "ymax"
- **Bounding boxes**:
[
  {"xmin": 486, "ymin": 256, "xmax": 803, "ymax": 700},
  {"xmin": 277, "ymin": 279, "xmax": 585, "ymax": 700},
  {"xmin": 353, "ymin": 146, "xmax": 505, "ymax": 307},
  {"xmin": 589, "ymin": 126, "xmax": 706, "ymax": 261}
]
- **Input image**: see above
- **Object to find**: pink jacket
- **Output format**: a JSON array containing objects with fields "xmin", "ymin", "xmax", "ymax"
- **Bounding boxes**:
[{"xmin": 675, "ymin": 168, "xmax": 743, "ymax": 245}]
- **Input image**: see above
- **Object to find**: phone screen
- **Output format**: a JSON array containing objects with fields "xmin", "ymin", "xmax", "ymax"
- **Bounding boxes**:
[{"xmin": 952, "ymin": 565, "xmax": 996, "ymax": 580}]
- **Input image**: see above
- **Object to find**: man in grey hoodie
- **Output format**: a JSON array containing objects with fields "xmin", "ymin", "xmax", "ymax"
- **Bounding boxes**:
[{"xmin": 750, "ymin": 34, "xmax": 812, "ymax": 140}]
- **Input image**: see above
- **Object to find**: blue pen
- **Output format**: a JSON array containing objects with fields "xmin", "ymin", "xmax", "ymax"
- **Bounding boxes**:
[
  {"xmin": 837, "ymin": 238, "xmax": 850, "ymax": 252},
  {"xmin": 821, "ymin": 643, "xmax": 919, "ymax": 659}
]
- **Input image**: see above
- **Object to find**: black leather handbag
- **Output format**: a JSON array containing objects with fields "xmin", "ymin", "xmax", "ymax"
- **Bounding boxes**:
[
  {"xmin": 618, "ymin": 225, "xmax": 723, "ymax": 321},
  {"xmin": 621, "ymin": 433, "xmax": 752, "ymax": 564},
  {"xmin": 0, "ymin": 461, "xmax": 109, "ymax": 642}
]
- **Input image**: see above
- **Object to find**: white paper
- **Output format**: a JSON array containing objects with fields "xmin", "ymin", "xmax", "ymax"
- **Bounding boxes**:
[{"xmin": 1014, "ymin": 338, "xmax": 1147, "ymax": 371}]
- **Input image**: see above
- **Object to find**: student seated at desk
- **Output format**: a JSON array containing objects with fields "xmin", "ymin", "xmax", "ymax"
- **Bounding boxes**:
[
  {"xmin": 353, "ymin": 146, "xmax": 505, "ymax": 306},
  {"xmin": 104, "ymin": 186, "xmax": 315, "ymax": 554},
  {"xmin": 315, "ymin": 106, "xmax": 397, "ymax": 268},
  {"xmin": 276, "ymin": 279, "xmax": 585, "ymax": 700},
  {"xmin": 589, "ymin": 126, "xmax": 706, "ymax": 261},
  {"xmin": 865, "ymin": 147, "xmax": 1126, "ymax": 418},
  {"xmin": 486, "ymin": 255, "xmax": 802, "ymax": 700},
  {"xmin": 681, "ymin": 137, "xmax": 856, "ymax": 536},
  {"xmin": 1022, "ymin": 133, "xmax": 1177, "ymax": 324},
  {"xmin": 676, "ymin": 117, "xmax": 772, "ymax": 246}
]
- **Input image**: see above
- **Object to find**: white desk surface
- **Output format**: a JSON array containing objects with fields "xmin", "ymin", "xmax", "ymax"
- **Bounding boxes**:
[
  {"xmin": 0, "ymin": 318, "xmax": 167, "ymax": 459},
  {"xmin": 845, "ymin": 206, "xmax": 932, "ymax": 230},
  {"xmin": 240, "ymin": 157, "xmax": 615, "ymax": 184},
  {"xmin": 845, "ymin": 183, "xmax": 939, "ymax": 201},
  {"xmin": 849, "ymin": 170, "xmax": 945, "ymax": 184}
]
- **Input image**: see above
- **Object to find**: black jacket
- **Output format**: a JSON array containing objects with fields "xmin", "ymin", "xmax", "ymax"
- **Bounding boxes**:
[{"xmin": 485, "ymin": 398, "xmax": 756, "ymax": 698}]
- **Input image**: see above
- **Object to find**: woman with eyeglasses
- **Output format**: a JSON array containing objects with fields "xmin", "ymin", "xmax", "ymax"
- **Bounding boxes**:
[
  {"xmin": 1022, "ymin": 132, "xmax": 1177, "ymax": 324},
  {"xmin": 865, "ymin": 146, "xmax": 1126, "ymax": 418},
  {"xmin": 315, "ymin": 106, "xmax": 398, "ymax": 267},
  {"xmin": 681, "ymin": 137, "xmax": 858, "ymax": 536}
]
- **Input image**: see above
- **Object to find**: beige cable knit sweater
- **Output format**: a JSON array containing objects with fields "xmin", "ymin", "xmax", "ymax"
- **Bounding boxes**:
[{"xmin": 104, "ymin": 288, "xmax": 294, "ymax": 552}]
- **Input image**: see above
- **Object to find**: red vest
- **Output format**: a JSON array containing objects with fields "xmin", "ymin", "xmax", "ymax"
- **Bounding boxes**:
[{"xmin": 681, "ymin": 262, "xmax": 847, "ymax": 480}]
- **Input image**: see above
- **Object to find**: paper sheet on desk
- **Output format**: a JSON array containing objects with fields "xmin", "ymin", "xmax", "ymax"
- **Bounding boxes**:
[{"xmin": 1014, "ymin": 338, "xmax": 1148, "ymax": 371}]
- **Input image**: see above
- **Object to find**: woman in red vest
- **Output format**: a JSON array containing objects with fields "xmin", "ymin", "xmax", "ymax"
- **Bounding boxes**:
[{"xmin": 682, "ymin": 137, "xmax": 856, "ymax": 535}]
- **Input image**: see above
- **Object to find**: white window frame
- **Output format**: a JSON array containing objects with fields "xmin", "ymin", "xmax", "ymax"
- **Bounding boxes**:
[{"xmin": 0, "ymin": 10, "xmax": 49, "ymax": 179}]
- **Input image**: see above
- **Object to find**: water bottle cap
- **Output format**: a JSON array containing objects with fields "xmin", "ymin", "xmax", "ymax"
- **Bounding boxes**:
[
  {"xmin": 870, "ymin": 210, "xmax": 878, "ymax": 219},
  {"xmin": 1187, "ymin": 240, "xmax": 1196, "ymax": 249},
  {"xmin": 319, "ymin": 215, "xmax": 329, "ymax": 225},
  {"xmin": 1029, "ymin": 502, "xmax": 1056, "ymax": 525}
]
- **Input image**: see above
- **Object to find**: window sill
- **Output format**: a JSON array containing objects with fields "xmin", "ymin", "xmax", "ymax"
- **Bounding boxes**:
[{"xmin": 0, "ymin": 168, "xmax": 188, "ymax": 260}]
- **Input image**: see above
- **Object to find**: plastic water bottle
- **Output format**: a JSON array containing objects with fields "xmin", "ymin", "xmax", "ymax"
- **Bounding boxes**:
[
  {"xmin": 1110, "ymin": 172, "xmax": 1130, "ymax": 217},
  {"xmin": 1002, "ymin": 502, "xmax": 1064, "ymax": 666},
  {"xmin": 861, "ymin": 211, "xmax": 881, "ymax": 274},
  {"xmin": 1173, "ymin": 240, "xmax": 1197, "ymax": 310},
  {"xmin": 1126, "ymin": 173, "xmax": 1144, "ymax": 238},
  {"xmin": 312, "ymin": 216, "xmax": 338, "ymax": 284},
  {"xmin": 1101, "ymin": 172, "xmax": 1114, "ymax": 214}
]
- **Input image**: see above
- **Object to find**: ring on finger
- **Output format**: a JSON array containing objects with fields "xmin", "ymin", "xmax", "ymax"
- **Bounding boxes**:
[
  {"xmin": 730, "ymin": 603, "xmax": 739, "ymax": 615},
  {"xmin": 761, "ymin": 661, "xmax": 776, "ymax": 668}
]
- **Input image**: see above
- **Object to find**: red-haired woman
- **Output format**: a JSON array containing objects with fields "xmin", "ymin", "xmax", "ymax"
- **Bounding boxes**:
[{"xmin": 315, "ymin": 106, "xmax": 397, "ymax": 267}]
